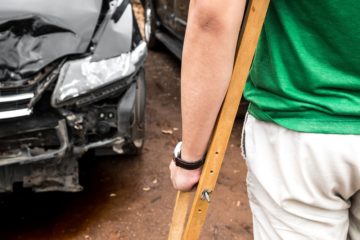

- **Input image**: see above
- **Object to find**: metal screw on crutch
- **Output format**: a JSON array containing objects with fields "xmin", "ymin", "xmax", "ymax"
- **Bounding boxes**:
[{"xmin": 201, "ymin": 190, "xmax": 212, "ymax": 203}]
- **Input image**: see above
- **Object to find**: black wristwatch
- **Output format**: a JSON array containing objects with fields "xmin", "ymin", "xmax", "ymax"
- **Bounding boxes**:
[{"xmin": 173, "ymin": 142, "xmax": 205, "ymax": 170}]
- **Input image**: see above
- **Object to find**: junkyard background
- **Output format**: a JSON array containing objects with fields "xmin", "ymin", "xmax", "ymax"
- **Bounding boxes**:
[{"xmin": 0, "ymin": 2, "xmax": 252, "ymax": 239}]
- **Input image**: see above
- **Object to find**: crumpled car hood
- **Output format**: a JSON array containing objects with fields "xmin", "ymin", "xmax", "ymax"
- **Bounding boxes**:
[{"xmin": 0, "ymin": 0, "xmax": 103, "ymax": 82}]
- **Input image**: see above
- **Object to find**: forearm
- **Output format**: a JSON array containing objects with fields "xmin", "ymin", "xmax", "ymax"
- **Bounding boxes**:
[{"xmin": 181, "ymin": 0, "xmax": 246, "ymax": 161}]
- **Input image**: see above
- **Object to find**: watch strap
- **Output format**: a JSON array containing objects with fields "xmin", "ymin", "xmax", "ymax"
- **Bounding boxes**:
[
  {"xmin": 174, "ymin": 156, "xmax": 205, "ymax": 170},
  {"xmin": 173, "ymin": 142, "xmax": 205, "ymax": 170}
]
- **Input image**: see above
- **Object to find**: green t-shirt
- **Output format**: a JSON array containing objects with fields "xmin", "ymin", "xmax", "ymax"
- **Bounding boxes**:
[{"xmin": 244, "ymin": 0, "xmax": 360, "ymax": 134}]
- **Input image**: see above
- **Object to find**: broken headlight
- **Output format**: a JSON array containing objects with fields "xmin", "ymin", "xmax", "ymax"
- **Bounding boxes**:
[{"xmin": 51, "ymin": 41, "xmax": 147, "ymax": 107}]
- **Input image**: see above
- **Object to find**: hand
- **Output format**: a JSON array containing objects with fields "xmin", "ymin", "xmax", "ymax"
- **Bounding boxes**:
[{"xmin": 169, "ymin": 160, "xmax": 202, "ymax": 191}]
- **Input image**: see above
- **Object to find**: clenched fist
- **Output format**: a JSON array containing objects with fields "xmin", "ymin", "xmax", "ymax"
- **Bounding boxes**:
[{"xmin": 169, "ymin": 161, "xmax": 202, "ymax": 191}]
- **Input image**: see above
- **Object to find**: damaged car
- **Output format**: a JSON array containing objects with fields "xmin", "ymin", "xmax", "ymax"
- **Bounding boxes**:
[{"xmin": 0, "ymin": 0, "xmax": 147, "ymax": 192}]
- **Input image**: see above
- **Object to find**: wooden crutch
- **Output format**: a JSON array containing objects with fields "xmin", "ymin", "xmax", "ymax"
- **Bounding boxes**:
[{"xmin": 168, "ymin": 0, "xmax": 270, "ymax": 239}]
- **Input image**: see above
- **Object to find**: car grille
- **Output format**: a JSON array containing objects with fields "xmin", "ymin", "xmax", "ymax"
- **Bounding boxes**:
[
  {"xmin": 0, "ymin": 66, "xmax": 54, "ymax": 120},
  {"xmin": 0, "ymin": 92, "xmax": 33, "ymax": 119},
  {"xmin": 0, "ymin": 84, "xmax": 35, "ymax": 95}
]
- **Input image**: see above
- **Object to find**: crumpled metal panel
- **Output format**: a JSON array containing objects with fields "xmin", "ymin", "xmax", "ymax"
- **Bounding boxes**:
[
  {"xmin": 0, "ymin": 0, "xmax": 102, "ymax": 82},
  {"xmin": 91, "ymin": 0, "xmax": 133, "ymax": 61}
]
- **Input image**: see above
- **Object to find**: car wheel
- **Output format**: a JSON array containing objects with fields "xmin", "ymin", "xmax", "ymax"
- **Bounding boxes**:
[
  {"xmin": 144, "ymin": 0, "xmax": 159, "ymax": 49},
  {"xmin": 123, "ymin": 68, "xmax": 146, "ymax": 155}
]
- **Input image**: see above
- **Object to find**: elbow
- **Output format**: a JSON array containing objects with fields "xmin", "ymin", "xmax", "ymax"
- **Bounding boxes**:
[{"xmin": 190, "ymin": 2, "xmax": 228, "ymax": 33}]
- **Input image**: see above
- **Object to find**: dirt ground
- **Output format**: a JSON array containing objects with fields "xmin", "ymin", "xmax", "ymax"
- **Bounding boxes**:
[{"xmin": 0, "ymin": 4, "xmax": 253, "ymax": 240}]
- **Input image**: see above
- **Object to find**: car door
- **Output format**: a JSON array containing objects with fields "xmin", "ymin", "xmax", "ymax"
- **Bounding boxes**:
[
  {"xmin": 155, "ymin": 0, "xmax": 176, "ymax": 31},
  {"xmin": 174, "ymin": 0, "xmax": 189, "ymax": 40}
]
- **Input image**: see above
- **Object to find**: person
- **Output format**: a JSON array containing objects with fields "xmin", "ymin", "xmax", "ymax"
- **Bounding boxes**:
[{"xmin": 169, "ymin": 0, "xmax": 360, "ymax": 239}]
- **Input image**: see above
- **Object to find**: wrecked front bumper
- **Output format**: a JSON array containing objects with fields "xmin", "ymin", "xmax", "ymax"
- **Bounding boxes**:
[
  {"xmin": 0, "ymin": 119, "xmax": 81, "ymax": 192},
  {"xmin": 0, "ymin": 118, "xmax": 124, "ymax": 192}
]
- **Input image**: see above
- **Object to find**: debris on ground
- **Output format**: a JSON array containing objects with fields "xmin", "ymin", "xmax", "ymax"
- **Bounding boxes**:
[{"xmin": 161, "ymin": 129, "xmax": 173, "ymax": 135}]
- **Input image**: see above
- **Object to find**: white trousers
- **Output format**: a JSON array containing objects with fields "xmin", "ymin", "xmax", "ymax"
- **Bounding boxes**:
[{"xmin": 242, "ymin": 114, "xmax": 360, "ymax": 240}]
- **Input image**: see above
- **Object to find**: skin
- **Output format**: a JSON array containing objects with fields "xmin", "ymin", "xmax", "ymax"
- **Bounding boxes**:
[{"xmin": 169, "ymin": 0, "xmax": 247, "ymax": 191}]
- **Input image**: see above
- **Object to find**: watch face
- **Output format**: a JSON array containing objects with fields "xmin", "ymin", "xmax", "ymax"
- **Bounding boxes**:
[{"xmin": 174, "ymin": 141, "xmax": 182, "ymax": 158}]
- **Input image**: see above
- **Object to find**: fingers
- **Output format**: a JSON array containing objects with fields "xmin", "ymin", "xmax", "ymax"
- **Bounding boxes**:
[{"xmin": 169, "ymin": 160, "xmax": 202, "ymax": 191}]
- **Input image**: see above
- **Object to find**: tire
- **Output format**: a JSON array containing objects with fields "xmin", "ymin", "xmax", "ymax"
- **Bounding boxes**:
[
  {"xmin": 122, "ymin": 68, "xmax": 146, "ymax": 155},
  {"xmin": 144, "ymin": 0, "xmax": 159, "ymax": 49}
]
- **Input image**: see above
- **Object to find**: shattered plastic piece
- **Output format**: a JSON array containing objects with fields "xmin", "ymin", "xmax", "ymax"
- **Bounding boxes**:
[{"xmin": 52, "ymin": 41, "xmax": 147, "ymax": 106}]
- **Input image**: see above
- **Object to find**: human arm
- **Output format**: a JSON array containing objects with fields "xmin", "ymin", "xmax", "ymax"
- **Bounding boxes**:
[{"xmin": 169, "ymin": 0, "xmax": 247, "ymax": 191}]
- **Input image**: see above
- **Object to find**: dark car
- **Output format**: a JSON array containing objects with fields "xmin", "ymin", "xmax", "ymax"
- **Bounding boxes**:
[
  {"xmin": 143, "ymin": 0, "xmax": 188, "ymax": 59},
  {"xmin": 0, "ymin": 0, "xmax": 147, "ymax": 192},
  {"xmin": 142, "ymin": 0, "xmax": 248, "ymax": 115}
]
